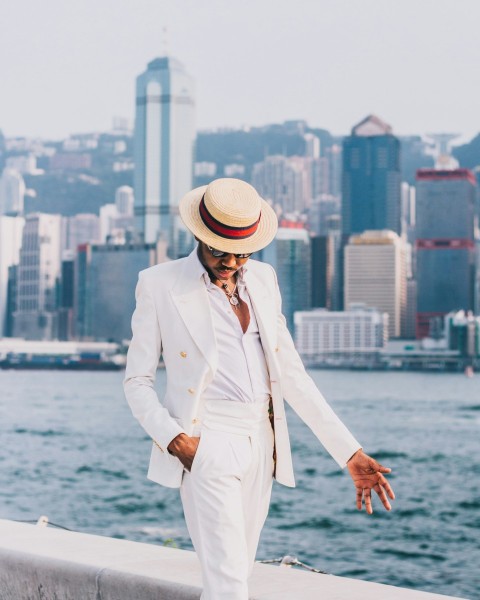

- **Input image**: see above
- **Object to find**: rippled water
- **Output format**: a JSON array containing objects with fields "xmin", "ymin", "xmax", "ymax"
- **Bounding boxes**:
[{"xmin": 1, "ymin": 370, "xmax": 479, "ymax": 599}]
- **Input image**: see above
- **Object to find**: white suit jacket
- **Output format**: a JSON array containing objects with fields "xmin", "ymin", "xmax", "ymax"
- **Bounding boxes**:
[{"xmin": 123, "ymin": 248, "xmax": 361, "ymax": 488}]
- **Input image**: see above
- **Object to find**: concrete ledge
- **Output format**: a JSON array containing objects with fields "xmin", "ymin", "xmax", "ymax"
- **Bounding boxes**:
[{"xmin": 0, "ymin": 519, "xmax": 464, "ymax": 600}]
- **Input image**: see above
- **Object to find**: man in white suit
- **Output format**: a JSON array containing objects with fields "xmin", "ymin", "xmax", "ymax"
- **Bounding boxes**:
[{"xmin": 124, "ymin": 178, "xmax": 395, "ymax": 600}]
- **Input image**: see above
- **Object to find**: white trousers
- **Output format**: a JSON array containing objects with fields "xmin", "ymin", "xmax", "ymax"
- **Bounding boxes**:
[{"xmin": 180, "ymin": 399, "xmax": 275, "ymax": 600}]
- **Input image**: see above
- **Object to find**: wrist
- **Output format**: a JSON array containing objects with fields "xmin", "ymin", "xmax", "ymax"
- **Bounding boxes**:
[
  {"xmin": 347, "ymin": 447, "xmax": 363, "ymax": 464},
  {"xmin": 167, "ymin": 433, "xmax": 188, "ymax": 456}
]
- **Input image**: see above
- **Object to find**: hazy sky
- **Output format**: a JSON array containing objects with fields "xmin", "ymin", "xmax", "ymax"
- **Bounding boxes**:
[{"xmin": 1, "ymin": 0, "xmax": 479, "ymax": 142}]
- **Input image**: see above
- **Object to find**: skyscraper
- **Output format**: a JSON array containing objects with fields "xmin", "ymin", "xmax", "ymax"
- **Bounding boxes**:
[
  {"xmin": 261, "ymin": 227, "xmax": 311, "ymax": 332},
  {"xmin": 251, "ymin": 155, "xmax": 311, "ymax": 215},
  {"xmin": 344, "ymin": 230, "xmax": 407, "ymax": 338},
  {"xmin": 0, "ymin": 215, "xmax": 24, "ymax": 336},
  {"xmin": 75, "ymin": 241, "xmax": 167, "ymax": 342},
  {"xmin": 415, "ymin": 169, "xmax": 478, "ymax": 338},
  {"xmin": 342, "ymin": 115, "xmax": 401, "ymax": 236},
  {"xmin": 0, "ymin": 168, "xmax": 25, "ymax": 216},
  {"xmin": 134, "ymin": 57, "xmax": 195, "ymax": 256},
  {"xmin": 12, "ymin": 213, "xmax": 62, "ymax": 340}
]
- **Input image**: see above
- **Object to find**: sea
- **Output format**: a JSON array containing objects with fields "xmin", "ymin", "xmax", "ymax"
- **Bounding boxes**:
[{"xmin": 1, "ymin": 369, "xmax": 479, "ymax": 599}]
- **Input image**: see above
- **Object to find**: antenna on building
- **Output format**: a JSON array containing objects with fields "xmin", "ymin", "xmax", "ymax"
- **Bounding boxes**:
[{"xmin": 161, "ymin": 26, "xmax": 169, "ymax": 57}]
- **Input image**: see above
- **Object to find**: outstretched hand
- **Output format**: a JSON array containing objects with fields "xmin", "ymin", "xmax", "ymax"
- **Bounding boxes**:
[{"xmin": 347, "ymin": 449, "xmax": 395, "ymax": 514}]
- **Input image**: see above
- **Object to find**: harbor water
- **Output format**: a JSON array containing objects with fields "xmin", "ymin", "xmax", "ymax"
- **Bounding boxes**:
[{"xmin": 0, "ymin": 369, "xmax": 479, "ymax": 599}]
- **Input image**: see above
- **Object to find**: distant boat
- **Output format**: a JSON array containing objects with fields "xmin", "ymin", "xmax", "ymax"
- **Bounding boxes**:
[{"xmin": 465, "ymin": 365, "xmax": 474, "ymax": 378}]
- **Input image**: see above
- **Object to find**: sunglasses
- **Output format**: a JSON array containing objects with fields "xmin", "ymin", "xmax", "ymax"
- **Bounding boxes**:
[{"xmin": 206, "ymin": 245, "xmax": 252, "ymax": 259}]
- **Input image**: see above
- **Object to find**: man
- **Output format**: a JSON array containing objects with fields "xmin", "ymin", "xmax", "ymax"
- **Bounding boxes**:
[{"xmin": 123, "ymin": 178, "xmax": 395, "ymax": 600}]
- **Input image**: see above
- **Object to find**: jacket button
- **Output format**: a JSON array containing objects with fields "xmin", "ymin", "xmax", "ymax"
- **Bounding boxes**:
[
  {"xmin": 192, "ymin": 418, "xmax": 199, "ymax": 424},
  {"xmin": 275, "ymin": 347, "xmax": 279, "ymax": 352},
  {"xmin": 180, "ymin": 351, "xmax": 187, "ymax": 358},
  {"xmin": 188, "ymin": 388, "xmax": 195, "ymax": 394}
]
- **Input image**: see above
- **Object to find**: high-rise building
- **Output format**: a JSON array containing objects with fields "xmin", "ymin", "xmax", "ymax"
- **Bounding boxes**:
[
  {"xmin": 61, "ymin": 214, "xmax": 100, "ymax": 253},
  {"xmin": 261, "ymin": 227, "xmax": 311, "ymax": 331},
  {"xmin": 75, "ymin": 240, "xmax": 168, "ymax": 342},
  {"xmin": 58, "ymin": 251, "xmax": 75, "ymax": 341},
  {"xmin": 115, "ymin": 185, "xmax": 134, "ymax": 215},
  {"xmin": 415, "ymin": 169, "xmax": 478, "ymax": 338},
  {"xmin": 310, "ymin": 235, "xmax": 329, "ymax": 309},
  {"xmin": 134, "ymin": 57, "xmax": 195, "ymax": 256},
  {"xmin": 0, "ymin": 168, "xmax": 25, "ymax": 216},
  {"xmin": 342, "ymin": 115, "xmax": 401, "ymax": 236},
  {"xmin": 344, "ymin": 230, "xmax": 407, "ymax": 338},
  {"xmin": 0, "ymin": 215, "xmax": 25, "ymax": 336},
  {"xmin": 251, "ymin": 155, "xmax": 311, "ymax": 215},
  {"xmin": 12, "ymin": 213, "xmax": 62, "ymax": 340}
]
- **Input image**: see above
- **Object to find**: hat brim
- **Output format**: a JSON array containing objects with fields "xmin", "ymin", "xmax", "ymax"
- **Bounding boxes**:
[{"xmin": 179, "ymin": 185, "xmax": 278, "ymax": 254}]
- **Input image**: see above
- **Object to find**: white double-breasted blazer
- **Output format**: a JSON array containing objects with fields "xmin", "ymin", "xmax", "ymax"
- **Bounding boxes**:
[{"xmin": 123, "ymin": 248, "xmax": 361, "ymax": 489}]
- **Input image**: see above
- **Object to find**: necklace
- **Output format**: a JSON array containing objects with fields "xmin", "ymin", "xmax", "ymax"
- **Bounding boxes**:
[{"xmin": 221, "ymin": 281, "xmax": 239, "ymax": 308}]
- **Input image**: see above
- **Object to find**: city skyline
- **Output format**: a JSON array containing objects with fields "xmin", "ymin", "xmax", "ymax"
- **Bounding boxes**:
[{"xmin": 1, "ymin": 0, "xmax": 480, "ymax": 141}]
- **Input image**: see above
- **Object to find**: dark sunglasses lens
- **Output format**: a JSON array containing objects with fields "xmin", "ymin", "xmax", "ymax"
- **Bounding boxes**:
[
  {"xmin": 208, "ymin": 246, "xmax": 251, "ymax": 259},
  {"xmin": 211, "ymin": 248, "xmax": 226, "ymax": 257}
]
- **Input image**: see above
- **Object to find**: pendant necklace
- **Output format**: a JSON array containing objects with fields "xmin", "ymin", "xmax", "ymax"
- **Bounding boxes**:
[{"xmin": 221, "ymin": 281, "xmax": 239, "ymax": 309}]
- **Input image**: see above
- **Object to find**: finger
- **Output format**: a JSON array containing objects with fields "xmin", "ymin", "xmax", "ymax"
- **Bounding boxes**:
[
  {"xmin": 371, "ymin": 461, "xmax": 391, "ymax": 474},
  {"xmin": 378, "ymin": 475, "xmax": 396, "ymax": 500},
  {"xmin": 374, "ymin": 483, "xmax": 391, "ymax": 511},
  {"xmin": 364, "ymin": 489, "xmax": 373, "ymax": 514},
  {"xmin": 356, "ymin": 487, "xmax": 363, "ymax": 510}
]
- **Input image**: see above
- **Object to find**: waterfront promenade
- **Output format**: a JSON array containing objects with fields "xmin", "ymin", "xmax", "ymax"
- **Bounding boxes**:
[{"xmin": 0, "ymin": 519, "xmax": 466, "ymax": 599}]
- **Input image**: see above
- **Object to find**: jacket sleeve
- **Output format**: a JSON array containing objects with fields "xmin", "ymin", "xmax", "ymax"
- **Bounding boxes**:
[
  {"xmin": 123, "ymin": 271, "xmax": 186, "ymax": 452},
  {"xmin": 270, "ymin": 266, "xmax": 362, "ymax": 468}
]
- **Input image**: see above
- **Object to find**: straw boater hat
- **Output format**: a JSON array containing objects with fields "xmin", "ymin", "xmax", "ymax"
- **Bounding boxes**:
[{"xmin": 179, "ymin": 178, "xmax": 278, "ymax": 254}]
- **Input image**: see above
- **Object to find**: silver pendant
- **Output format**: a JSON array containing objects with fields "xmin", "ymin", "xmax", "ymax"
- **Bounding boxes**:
[{"xmin": 229, "ymin": 296, "xmax": 239, "ymax": 306}]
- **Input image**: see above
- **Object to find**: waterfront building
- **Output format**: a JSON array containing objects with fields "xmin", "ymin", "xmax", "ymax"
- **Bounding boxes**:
[
  {"xmin": 261, "ymin": 227, "xmax": 311, "ymax": 332},
  {"xmin": 0, "ymin": 168, "xmax": 25, "ymax": 216},
  {"xmin": 0, "ymin": 215, "xmax": 24, "ymax": 336},
  {"xmin": 294, "ymin": 304, "xmax": 388, "ymax": 368},
  {"xmin": 445, "ymin": 310, "xmax": 480, "ymax": 358},
  {"xmin": 405, "ymin": 278, "xmax": 417, "ymax": 340},
  {"xmin": 12, "ymin": 213, "xmax": 62, "ymax": 340},
  {"xmin": 75, "ymin": 240, "xmax": 168, "ymax": 342},
  {"xmin": 342, "ymin": 115, "xmax": 401, "ymax": 236},
  {"xmin": 344, "ymin": 230, "xmax": 407, "ymax": 338},
  {"xmin": 310, "ymin": 219, "xmax": 342, "ymax": 311},
  {"xmin": 134, "ymin": 57, "xmax": 195, "ymax": 256},
  {"xmin": 311, "ymin": 235, "xmax": 329, "ymax": 309},
  {"xmin": 58, "ymin": 251, "xmax": 75, "ymax": 341},
  {"xmin": 415, "ymin": 169, "xmax": 477, "ymax": 338}
]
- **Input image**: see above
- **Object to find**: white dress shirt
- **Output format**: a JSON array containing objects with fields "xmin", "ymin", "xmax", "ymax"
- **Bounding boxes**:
[{"xmin": 193, "ymin": 253, "xmax": 271, "ymax": 403}]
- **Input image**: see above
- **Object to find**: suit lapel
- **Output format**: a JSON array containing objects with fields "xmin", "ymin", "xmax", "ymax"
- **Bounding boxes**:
[
  {"xmin": 245, "ymin": 267, "xmax": 279, "ymax": 373},
  {"xmin": 170, "ymin": 251, "xmax": 218, "ymax": 376}
]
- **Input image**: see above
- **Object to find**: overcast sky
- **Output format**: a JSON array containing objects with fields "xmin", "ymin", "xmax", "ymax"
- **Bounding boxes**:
[{"xmin": 1, "ymin": 0, "xmax": 479, "ymax": 142}]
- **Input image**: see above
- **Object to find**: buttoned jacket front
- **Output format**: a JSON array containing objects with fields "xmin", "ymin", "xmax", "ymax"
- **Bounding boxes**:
[{"xmin": 123, "ymin": 248, "xmax": 360, "ymax": 489}]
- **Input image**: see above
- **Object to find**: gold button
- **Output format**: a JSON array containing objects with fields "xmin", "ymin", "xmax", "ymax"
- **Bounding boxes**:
[
  {"xmin": 275, "ymin": 347, "xmax": 279, "ymax": 352},
  {"xmin": 192, "ymin": 418, "xmax": 199, "ymax": 424},
  {"xmin": 188, "ymin": 388, "xmax": 195, "ymax": 394},
  {"xmin": 180, "ymin": 351, "xmax": 187, "ymax": 358}
]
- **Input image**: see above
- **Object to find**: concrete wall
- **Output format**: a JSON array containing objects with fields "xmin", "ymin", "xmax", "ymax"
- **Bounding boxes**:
[{"xmin": 0, "ymin": 519, "xmax": 464, "ymax": 600}]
